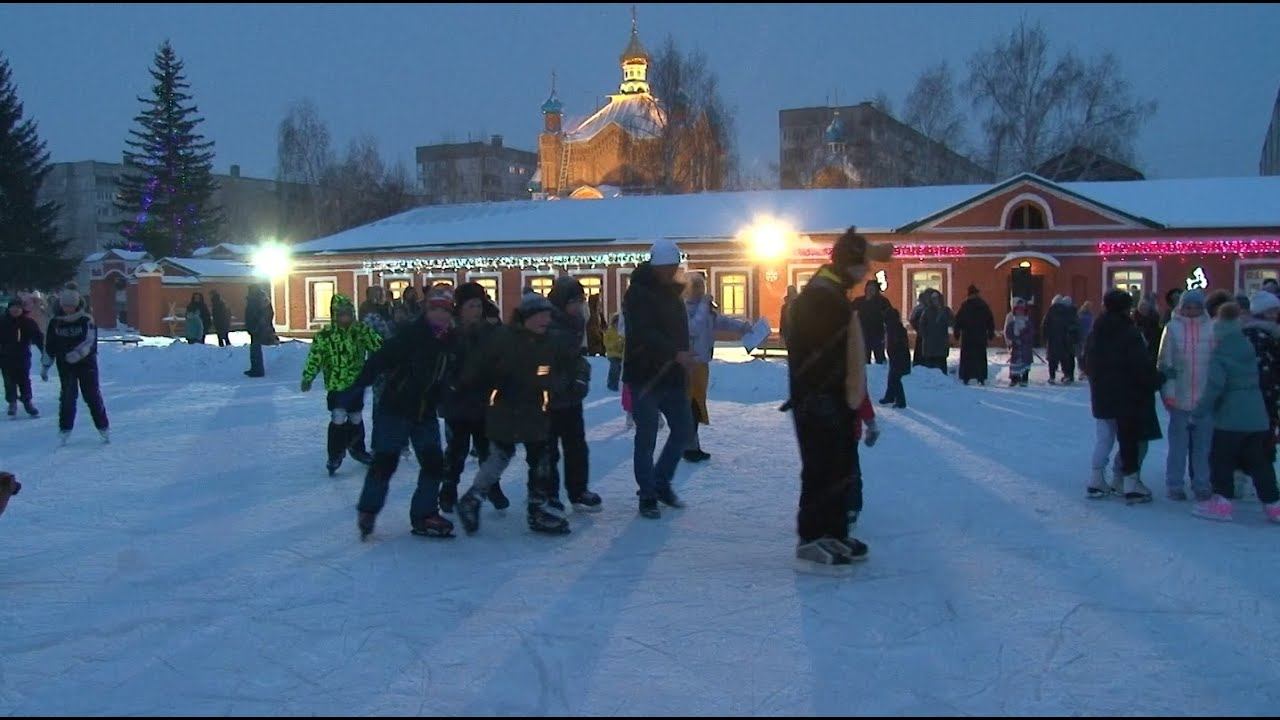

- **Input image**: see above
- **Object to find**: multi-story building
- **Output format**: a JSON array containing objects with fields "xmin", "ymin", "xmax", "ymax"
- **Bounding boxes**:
[
  {"xmin": 415, "ymin": 136, "xmax": 538, "ymax": 204},
  {"xmin": 1262, "ymin": 86, "xmax": 1280, "ymax": 176},
  {"xmin": 779, "ymin": 103, "xmax": 991, "ymax": 189}
]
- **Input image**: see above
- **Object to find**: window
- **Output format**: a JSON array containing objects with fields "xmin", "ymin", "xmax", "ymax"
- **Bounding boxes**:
[
  {"xmin": 308, "ymin": 279, "xmax": 335, "ymax": 323},
  {"xmin": 793, "ymin": 270, "xmax": 816, "ymax": 290},
  {"xmin": 717, "ymin": 272, "xmax": 748, "ymax": 316},
  {"xmin": 909, "ymin": 269, "xmax": 945, "ymax": 306},
  {"xmin": 1243, "ymin": 268, "xmax": 1279, "ymax": 294},
  {"xmin": 472, "ymin": 276, "xmax": 499, "ymax": 307},
  {"xmin": 1006, "ymin": 202, "xmax": 1047, "ymax": 230},
  {"xmin": 385, "ymin": 279, "xmax": 410, "ymax": 300},
  {"xmin": 576, "ymin": 275, "xmax": 603, "ymax": 301},
  {"xmin": 528, "ymin": 276, "xmax": 554, "ymax": 296},
  {"xmin": 1110, "ymin": 269, "xmax": 1147, "ymax": 303}
]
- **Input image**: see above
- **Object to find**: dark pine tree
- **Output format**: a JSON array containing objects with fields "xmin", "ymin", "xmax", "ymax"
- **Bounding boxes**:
[
  {"xmin": 115, "ymin": 40, "xmax": 221, "ymax": 258},
  {"xmin": 0, "ymin": 54, "xmax": 75, "ymax": 291}
]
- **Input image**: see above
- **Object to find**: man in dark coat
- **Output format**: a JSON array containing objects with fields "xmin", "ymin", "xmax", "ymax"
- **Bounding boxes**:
[
  {"xmin": 623, "ymin": 240, "xmax": 696, "ymax": 519},
  {"xmin": 851, "ymin": 280, "xmax": 892, "ymax": 364},
  {"xmin": 953, "ymin": 285, "xmax": 995, "ymax": 385},
  {"xmin": 1084, "ymin": 290, "xmax": 1164, "ymax": 503},
  {"xmin": 785, "ymin": 227, "xmax": 891, "ymax": 570},
  {"xmin": 541, "ymin": 276, "xmax": 599, "ymax": 513},
  {"xmin": 209, "ymin": 290, "xmax": 233, "ymax": 347},
  {"xmin": 1043, "ymin": 295, "xmax": 1081, "ymax": 384},
  {"xmin": 243, "ymin": 285, "xmax": 273, "ymax": 377},
  {"xmin": 439, "ymin": 282, "xmax": 501, "ymax": 514},
  {"xmin": 1, "ymin": 298, "xmax": 44, "ymax": 417}
]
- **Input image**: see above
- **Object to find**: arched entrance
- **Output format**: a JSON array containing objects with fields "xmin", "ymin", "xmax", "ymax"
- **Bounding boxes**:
[{"xmin": 995, "ymin": 253, "xmax": 1061, "ymax": 346}]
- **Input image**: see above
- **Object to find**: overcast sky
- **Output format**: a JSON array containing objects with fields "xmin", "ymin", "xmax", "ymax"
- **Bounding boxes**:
[{"xmin": 3, "ymin": 3, "xmax": 1277, "ymax": 182}]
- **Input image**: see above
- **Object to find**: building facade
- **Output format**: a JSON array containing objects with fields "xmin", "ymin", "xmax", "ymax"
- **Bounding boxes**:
[
  {"xmin": 415, "ymin": 136, "xmax": 538, "ymax": 204},
  {"xmin": 1262, "ymin": 86, "xmax": 1280, "ymax": 176},
  {"xmin": 780, "ymin": 103, "xmax": 992, "ymax": 190}
]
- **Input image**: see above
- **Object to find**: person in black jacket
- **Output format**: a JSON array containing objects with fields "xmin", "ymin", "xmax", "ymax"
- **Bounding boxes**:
[
  {"xmin": 780, "ymin": 285, "xmax": 798, "ymax": 347},
  {"xmin": 541, "ymin": 276, "xmax": 599, "ymax": 513},
  {"xmin": 186, "ymin": 293, "xmax": 212, "ymax": 345},
  {"xmin": 349, "ymin": 287, "xmax": 457, "ymax": 540},
  {"xmin": 879, "ymin": 306, "xmax": 911, "ymax": 408},
  {"xmin": 456, "ymin": 293, "xmax": 579, "ymax": 536},
  {"xmin": 2, "ymin": 298, "xmax": 44, "ymax": 417},
  {"xmin": 1084, "ymin": 290, "xmax": 1164, "ymax": 502},
  {"xmin": 623, "ymin": 240, "xmax": 696, "ymax": 519},
  {"xmin": 786, "ymin": 227, "xmax": 892, "ymax": 570},
  {"xmin": 850, "ymin": 280, "xmax": 891, "ymax": 364},
  {"xmin": 439, "ymin": 282, "xmax": 502, "ymax": 514},
  {"xmin": 41, "ymin": 288, "xmax": 110, "ymax": 443},
  {"xmin": 1043, "ymin": 295, "xmax": 1081, "ymax": 384},
  {"xmin": 953, "ymin": 285, "xmax": 995, "ymax": 385},
  {"xmin": 209, "ymin": 290, "xmax": 232, "ymax": 347},
  {"xmin": 243, "ymin": 285, "xmax": 272, "ymax": 377}
]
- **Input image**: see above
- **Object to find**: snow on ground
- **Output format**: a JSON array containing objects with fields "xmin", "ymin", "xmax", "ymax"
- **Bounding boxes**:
[{"xmin": 2, "ymin": 341, "xmax": 1279, "ymax": 715}]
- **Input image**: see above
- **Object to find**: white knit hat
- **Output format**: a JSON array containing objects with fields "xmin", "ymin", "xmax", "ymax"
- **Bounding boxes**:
[
  {"xmin": 1249, "ymin": 290, "xmax": 1280, "ymax": 316},
  {"xmin": 649, "ymin": 239, "xmax": 682, "ymax": 267}
]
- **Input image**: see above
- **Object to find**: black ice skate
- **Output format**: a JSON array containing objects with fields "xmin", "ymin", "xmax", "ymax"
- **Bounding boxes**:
[
  {"xmin": 656, "ymin": 486, "xmax": 684, "ymax": 508},
  {"xmin": 22, "ymin": 400, "xmax": 38, "ymax": 417},
  {"xmin": 439, "ymin": 482, "xmax": 458, "ymax": 514},
  {"xmin": 411, "ymin": 513, "xmax": 455, "ymax": 538},
  {"xmin": 638, "ymin": 497, "xmax": 660, "ymax": 519},
  {"xmin": 487, "ymin": 482, "xmax": 511, "ymax": 511},
  {"xmin": 357, "ymin": 511, "xmax": 375, "ymax": 541},
  {"xmin": 570, "ymin": 490, "xmax": 603, "ymax": 513},
  {"xmin": 457, "ymin": 491, "xmax": 483, "ymax": 534},
  {"xmin": 527, "ymin": 503, "xmax": 571, "ymax": 535}
]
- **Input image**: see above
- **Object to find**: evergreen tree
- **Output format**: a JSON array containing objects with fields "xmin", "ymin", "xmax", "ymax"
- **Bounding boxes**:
[
  {"xmin": 0, "ymin": 54, "xmax": 75, "ymax": 291},
  {"xmin": 116, "ymin": 40, "xmax": 221, "ymax": 258}
]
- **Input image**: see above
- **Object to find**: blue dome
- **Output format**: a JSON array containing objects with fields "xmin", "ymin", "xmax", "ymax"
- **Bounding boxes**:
[
  {"xmin": 541, "ymin": 94, "xmax": 563, "ymax": 115},
  {"xmin": 824, "ymin": 113, "xmax": 844, "ymax": 144}
]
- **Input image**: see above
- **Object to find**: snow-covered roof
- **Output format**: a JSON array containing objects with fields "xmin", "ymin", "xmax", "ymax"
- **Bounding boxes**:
[
  {"xmin": 84, "ymin": 249, "xmax": 150, "ymax": 263},
  {"xmin": 192, "ymin": 243, "xmax": 250, "ymax": 257},
  {"xmin": 160, "ymin": 258, "xmax": 256, "ymax": 279},
  {"xmin": 566, "ymin": 93, "xmax": 665, "ymax": 143},
  {"xmin": 291, "ymin": 175, "xmax": 1280, "ymax": 255}
]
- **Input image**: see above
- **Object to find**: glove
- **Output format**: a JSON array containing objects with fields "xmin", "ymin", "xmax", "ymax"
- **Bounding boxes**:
[
  {"xmin": 300, "ymin": 379, "xmax": 313, "ymax": 393},
  {"xmin": 40, "ymin": 367, "xmax": 49, "ymax": 382},
  {"xmin": 863, "ymin": 419, "xmax": 880, "ymax": 448}
]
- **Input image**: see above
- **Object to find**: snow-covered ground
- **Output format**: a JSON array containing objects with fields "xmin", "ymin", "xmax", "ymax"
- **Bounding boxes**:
[{"xmin": 2, "ymin": 341, "xmax": 1278, "ymax": 715}]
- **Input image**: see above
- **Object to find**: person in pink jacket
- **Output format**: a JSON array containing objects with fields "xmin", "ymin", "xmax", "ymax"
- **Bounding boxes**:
[{"xmin": 1156, "ymin": 288, "xmax": 1215, "ymax": 501}]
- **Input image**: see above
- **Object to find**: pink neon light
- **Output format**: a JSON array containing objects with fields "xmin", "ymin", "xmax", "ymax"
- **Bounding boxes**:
[
  {"xmin": 1096, "ymin": 239, "xmax": 1280, "ymax": 257},
  {"xmin": 797, "ymin": 245, "xmax": 965, "ymax": 259}
]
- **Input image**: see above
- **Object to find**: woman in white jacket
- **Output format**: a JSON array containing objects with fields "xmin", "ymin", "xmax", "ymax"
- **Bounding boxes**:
[{"xmin": 1156, "ymin": 288, "xmax": 1215, "ymax": 500}]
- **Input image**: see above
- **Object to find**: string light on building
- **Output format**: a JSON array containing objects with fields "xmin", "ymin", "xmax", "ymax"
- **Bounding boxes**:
[
  {"xmin": 1097, "ymin": 239, "xmax": 1280, "ymax": 259},
  {"xmin": 362, "ymin": 250, "xmax": 687, "ymax": 274},
  {"xmin": 795, "ymin": 244, "xmax": 965, "ymax": 259}
]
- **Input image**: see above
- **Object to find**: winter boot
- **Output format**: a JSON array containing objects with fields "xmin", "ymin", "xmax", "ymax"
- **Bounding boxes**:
[
  {"xmin": 545, "ymin": 497, "xmax": 567, "ymax": 518},
  {"xmin": 1086, "ymin": 468, "xmax": 1113, "ymax": 499},
  {"xmin": 457, "ymin": 490, "xmax": 483, "ymax": 534},
  {"xmin": 326, "ymin": 423, "xmax": 346, "ymax": 475},
  {"xmin": 570, "ymin": 489, "xmax": 603, "ymax": 513},
  {"xmin": 347, "ymin": 424, "xmax": 373, "ymax": 465},
  {"xmin": 5, "ymin": 402, "xmax": 15, "ymax": 417},
  {"xmin": 656, "ymin": 485, "xmax": 684, "ymax": 508},
  {"xmin": 1192, "ymin": 495, "xmax": 1233, "ymax": 522},
  {"xmin": 487, "ymin": 481, "xmax": 511, "ymax": 511},
  {"xmin": 357, "ymin": 511, "xmax": 376, "ymax": 540},
  {"xmin": 22, "ymin": 400, "xmax": 38, "ymax": 418},
  {"xmin": 638, "ymin": 497, "xmax": 660, "ymax": 519},
  {"xmin": 795, "ymin": 539, "xmax": 854, "ymax": 575},
  {"xmin": 829, "ymin": 536, "xmax": 869, "ymax": 561},
  {"xmin": 411, "ymin": 513, "xmax": 455, "ymax": 538},
  {"xmin": 439, "ymin": 481, "xmax": 459, "ymax": 514},
  {"xmin": 1123, "ymin": 474, "xmax": 1152, "ymax": 505},
  {"xmin": 527, "ymin": 502, "xmax": 570, "ymax": 535}
]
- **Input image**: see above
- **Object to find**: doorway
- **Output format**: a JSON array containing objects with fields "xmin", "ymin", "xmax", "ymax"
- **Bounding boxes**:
[{"xmin": 1009, "ymin": 267, "xmax": 1045, "ymax": 345}]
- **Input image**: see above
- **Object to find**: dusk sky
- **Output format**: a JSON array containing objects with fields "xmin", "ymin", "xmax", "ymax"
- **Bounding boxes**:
[{"xmin": 2, "ymin": 3, "xmax": 1278, "ymax": 183}]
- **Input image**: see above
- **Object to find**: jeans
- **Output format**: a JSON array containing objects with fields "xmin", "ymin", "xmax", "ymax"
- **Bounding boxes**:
[
  {"xmin": 358, "ymin": 411, "xmax": 444, "ymax": 520},
  {"xmin": 57, "ymin": 360, "xmax": 109, "ymax": 432},
  {"xmin": 1166, "ymin": 409, "xmax": 1213, "ymax": 499},
  {"xmin": 539, "ymin": 404, "xmax": 589, "ymax": 501},
  {"xmin": 607, "ymin": 357, "xmax": 622, "ymax": 391},
  {"xmin": 844, "ymin": 442, "xmax": 863, "ymax": 514},
  {"xmin": 469, "ymin": 440, "xmax": 553, "ymax": 505},
  {"xmin": 2, "ymin": 356, "xmax": 33, "ymax": 403},
  {"xmin": 792, "ymin": 393, "xmax": 855, "ymax": 543},
  {"xmin": 882, "ymin": 370, "xmax": 906, "ymax": 406},
  {"xmin": 632, "ymin": 377, "xmax": 694, "ymax": 501},
  {"xmin": 248, "ymin": 338, "xmax": 264, "ymax": 375},
  {"xmin": 1210, "ymin": 430, "xmax": 1280, "ymax": 504}
]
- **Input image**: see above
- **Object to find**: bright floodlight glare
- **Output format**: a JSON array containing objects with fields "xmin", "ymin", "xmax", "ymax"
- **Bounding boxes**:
[
  {"xmin": 743, "ymin": 217, "xmax": 793, "ymax": 263},
  {"xmin": 252, "ymin": 242, "xmax": 292, "ymax": 279}
]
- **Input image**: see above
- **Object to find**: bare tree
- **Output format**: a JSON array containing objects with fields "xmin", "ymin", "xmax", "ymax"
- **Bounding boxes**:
[
  {"xmin": 277, "ymin": 99, "xmax": 333, "ymax": 238},
  {"xmin": 648, "ymin": 36, "xmax": 736, "ymax": 193},
  {"xmin": 904, "ymin": 62, "xmax": 966, "ymax": 152},
  {"xmin": 965, "ymin": 20, "xmax": 1155, "ymax": 176},
  {"xmin": 871, "ymin": 90, "xmax": 894, "ymax": 117}
]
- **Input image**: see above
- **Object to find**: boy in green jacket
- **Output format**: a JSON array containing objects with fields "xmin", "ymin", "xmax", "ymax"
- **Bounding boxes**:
[{"xmin": 301, "ymin": 294, "xmax": 383, "ymax": 475}]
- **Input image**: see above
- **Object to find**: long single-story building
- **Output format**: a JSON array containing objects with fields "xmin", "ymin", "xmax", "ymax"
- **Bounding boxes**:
[{"xmin": 90, "ymin": 173, "xmax": 1280, "ymax": 340}]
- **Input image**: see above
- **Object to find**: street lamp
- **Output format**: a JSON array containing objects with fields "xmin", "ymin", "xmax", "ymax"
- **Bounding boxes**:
[
  {"xmin": 251, "ymin": 240, "xmax": 292, "ymax": 279},
  {"xmin": 740, "ymin": 216, "xmax": 796, "ymax": 263}
]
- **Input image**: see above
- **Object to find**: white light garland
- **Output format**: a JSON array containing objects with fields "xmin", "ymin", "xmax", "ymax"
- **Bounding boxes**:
[{"xmin": 363, "ymin": 251, "xmax": 688, "ymax": 274}]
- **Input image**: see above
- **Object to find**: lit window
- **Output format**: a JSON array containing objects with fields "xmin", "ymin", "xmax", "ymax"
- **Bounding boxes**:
[
  {"xmin": 529, "ymin": 276, "xmax": 554, "ymax": 296},
  {"xmin": 471, "ymin": 276, "xmax": 499, "ymax": 311},
  {"xmin": 793, "ymin": 270, "xmax": 816, "ymax": 289},
  {"xmin": 717, "ymin": 273, "xmax": 748, "ymax": 316},
  {"xmin": 576, "ymin": 275, "xmax": 603, "ymax": 300},
  {"xmin": 385, "ymin": 279, "xmax": 410, "ymax": 300},
  {"xmin": 1007, "ymin": 202, "xmax": 1047, "ymax": 230},
  {"xmin": 1110, "ymin": 269, "xmax": 1147, "ymax": 302},
  {"xmin": 309, "ymin": 280, "xmax": 335, "ymax": 322},
  {"xmin": 1244, "ymin": 268, "xmax": 1279, "ymax": 293},
  {"xmin": 909, "ymin": 269, "xmax": 945, "ymax": 305}
]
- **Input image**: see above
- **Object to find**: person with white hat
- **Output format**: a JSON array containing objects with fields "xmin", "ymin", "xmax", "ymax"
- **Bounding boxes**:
[
  {"xmin": 41, "ymin": 287, "xmax": 110, "ymax": 444},
  {"xmin": 1242, "ymin": 290, "xmax": 1280, "ymax": 465},
  {"xmin": 622, "ymin": 239, "xmax": 695, "ymax": 519}
]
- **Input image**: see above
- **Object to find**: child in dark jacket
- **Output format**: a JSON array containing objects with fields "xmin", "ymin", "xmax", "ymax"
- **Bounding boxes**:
[
  {"xmin": 1, "ymin": 297, "xmax": 44, "ymax": 417},
  {"xmin": 879, "ymin": 307, "xmax": 911, "ymax": 408}
]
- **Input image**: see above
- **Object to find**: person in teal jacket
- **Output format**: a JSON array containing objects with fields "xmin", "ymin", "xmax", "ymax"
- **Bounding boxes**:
[
  {"xmin": 1191, "ymin": 301, "xmax": 1280, "ymax": 523},
  {"xmin": 301, "ymin": 293, "xmax": 383, "ymax": 475}
]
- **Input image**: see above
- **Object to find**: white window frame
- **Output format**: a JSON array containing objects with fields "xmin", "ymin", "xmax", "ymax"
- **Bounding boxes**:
[
  {"xmin": 787, "ymin": 263, "xmax": 822, "ymax": 292},
  {"xmin": 710, "ymin": 265, "xmax": 753, "ymax": 318},
  {"xmin": 305, "ymin": 276, "xmax": 338, "ymax": 328},
  {"xmin": 615, "ymin": 267, "xmax": 634, "ymax": 315},
  {"xmin": 520, "ymin": 270, "xmax": 556, "ymax": 296},
  {"xmin": 999, "ymin": 193, "xmax": 1055, "ymax": 230},
  {"xmin": 573, "ymin": 272, "xmax": 607, "ymax": 314},
  {"xmin": 423, "ymin": 272, "xmax": 457, "ymax": 290},
  {"xmin": 902, "ymin": 264, "xmax": 953, "ymax": 311},
  {"xmin": 380, "ymin": 273, "xmax": 413, "ymax": 302},
  {"xmin": 1236, "ymin": 258, "xmax": 1280, "ymax": 294},
  {"xmin": 465, "ymin": 271, "xmax": 502, "ymax": 316},
  {"xmin": 1101, "ymin": 260, "xmax": 1158, "ymax": 303}
]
